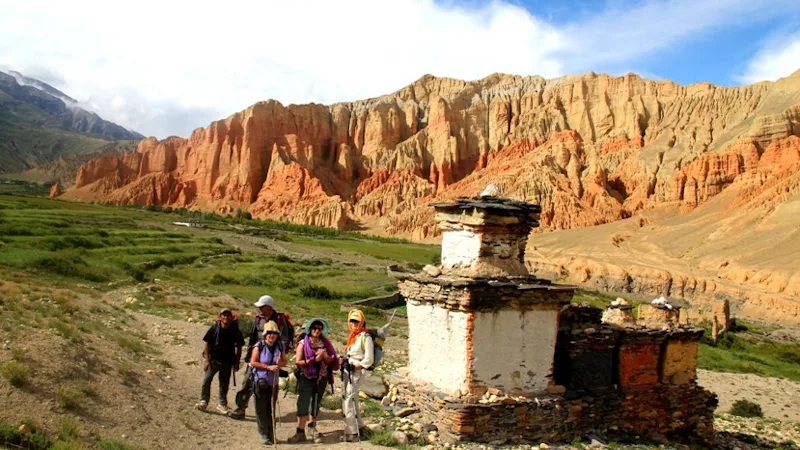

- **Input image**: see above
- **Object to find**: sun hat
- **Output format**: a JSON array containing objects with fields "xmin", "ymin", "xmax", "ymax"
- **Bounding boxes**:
[
  {"xmin": 254, "ymin": 295, "xmax": 275, "ymax": 309},
  {"xmin": 262, "ymin": 320, "xmax": 279, "ymax": 336},
  {"xmin": 304, "ymin": 318, "xmax": 330, "ymax": 336},
  {"xmin": 348, "ymin": 309, "xmax": 364, "ymax": 323}
]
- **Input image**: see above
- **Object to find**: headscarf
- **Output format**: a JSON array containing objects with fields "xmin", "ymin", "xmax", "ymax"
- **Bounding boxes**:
[{"xmin": 346, "ymin": 309, "xmax": 368, "ymax": 349}]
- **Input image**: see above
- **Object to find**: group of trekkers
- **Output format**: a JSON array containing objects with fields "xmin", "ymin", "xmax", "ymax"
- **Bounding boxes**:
[{"xmin": 195, "ymin": 295, "xmax": 376, "ymax": 445}]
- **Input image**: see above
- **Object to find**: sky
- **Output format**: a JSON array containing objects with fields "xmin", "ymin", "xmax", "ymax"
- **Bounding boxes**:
[{"xmin": 1, "ymin": 0, "xmax": 799, "ymax": 139}]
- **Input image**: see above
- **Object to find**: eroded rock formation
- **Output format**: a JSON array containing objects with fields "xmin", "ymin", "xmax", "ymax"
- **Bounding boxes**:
[{"xmin": 63, "ymin": 69, "xmax": 800, "ymax": 324}]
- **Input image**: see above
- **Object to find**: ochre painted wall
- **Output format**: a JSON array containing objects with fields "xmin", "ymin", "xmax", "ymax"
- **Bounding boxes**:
[{"xmin": 661, "ymin": 340, "xmax": 698, "ymax": 385}]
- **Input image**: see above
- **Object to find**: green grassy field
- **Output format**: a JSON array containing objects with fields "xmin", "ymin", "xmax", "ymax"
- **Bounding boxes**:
[
  {"xmin": 698, "ymin": 322, "xmax": 800, "ymax": 381},
  {"xmin": 0, "ymin": 195, "xmax": 438, "ymax": 333},
  {"xmin": 0, "ymin": 179, "xmax": 52, "ymax": 196}
]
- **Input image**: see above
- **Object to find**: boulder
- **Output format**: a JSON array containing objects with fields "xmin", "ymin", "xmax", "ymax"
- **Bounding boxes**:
[
  {"xmin": 360, "ymin": 373, "xmax": 387, "ymax": 398},
  {"xmin": 392, "ymin": 431, "xmax": 408, "ymax": 445}
]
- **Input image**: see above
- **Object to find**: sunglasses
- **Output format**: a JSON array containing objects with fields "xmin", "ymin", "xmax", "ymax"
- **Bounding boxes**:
[
  {"xmin": 265, "ymin": 331, "xmax": 279, "ymax": 336},
  {"xmin": 310, "ymin": 327, "xmax": 323, "ymax": 332},
  {"xmin": 349, "ymin": 319, "xmax": 360, "ymax": 324}
]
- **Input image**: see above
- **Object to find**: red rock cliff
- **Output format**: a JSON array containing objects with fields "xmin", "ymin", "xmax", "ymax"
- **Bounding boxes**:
[{"xmin": 66, "ymin": 71, "xmax": 800, "ymax": 236}]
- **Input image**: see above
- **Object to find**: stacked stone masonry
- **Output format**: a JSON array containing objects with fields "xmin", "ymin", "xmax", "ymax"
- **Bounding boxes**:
[
  {"xmin": 392, "ymin": 197, "xmax": 716, "ymax": 446},
  {"xmin": 391, "ymin": 305, "xmax": 716, "ymax": 445}
]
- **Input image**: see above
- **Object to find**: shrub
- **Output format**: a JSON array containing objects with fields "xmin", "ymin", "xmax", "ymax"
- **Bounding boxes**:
[
  {"xmin": 11, "ymin": 347, "xmax": 26, "ymax": 361},
  {"xmin": 0, "ymin": 361, "xmax": 30, "ymax": 386},
  {"xmin": 320, "ymin": 394, "xmax": 341, "ymax": 411},
  {"xmin": 209, "ymin": 273, "xmax": 235, "ymax": 285},
  {"xmin": 99, "ymin": 438, "xmax": 139, "ymax": 450},
  {"xmin": 58, "ymin": 417, "xmax": 81, "ymax": 441},
  {"xmin": 0, "ymin": 422, "xmax": 22, "ymax": 445},
  {"xmin": 277, "ymin": 279, "xmax": 300, "ymax": 289},
  {"xmin": 367, "ymin": 429, "xmax": 398, "ymax": 446},
  {"xmin": 730, "ymin": 399, "xmax": 764, "ymax": 418},
  {"xmin": 298, "ymin": 258, "xmax": 332, "ymax": 266},
  {"xmin": 113, "ymin": 333, "xmax": 147, "ymax": 355},
  {"xmin": 0, "ymin": 420, "xmax": 51, "ymax": 450},
  {"xmin": 57, "ymin": 387, "xmax": 86, "ymax": 410},
  {"xmin": 239, "ymin": 274, "xmax": 265, "ymax": 286},
  {"xmin": 275, "ymin": 254, "xmax": 294, "ymax": 263},
  {"xmin": 405, "ymin": 262, "xmax": 424, "ymax": 271},
  {"xmin": 129, "ymin": 267, "xmax": 148, "ymax": 282},
  {"xmin": 49, "ymin": 320, "xmax": 81, "ymax": 342},
  {"xmin": 299, "ymin": 284, "xmax": 338, "ymax": 300},
  {"xmin": 32, "ymin": 254, "xmax": 108, "ymax": 282},
  {"xmin": 52, "ymin": 440, "xmax": 85, "ymax": 450},
  {"xmin": 234, "ymin": 208, "xmax": 252, "ymax": 221}
]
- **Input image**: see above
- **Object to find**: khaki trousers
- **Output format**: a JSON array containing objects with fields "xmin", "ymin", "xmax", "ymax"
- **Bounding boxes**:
[{"xmin": 342, "ymin": 368, "xmax": 364, "ymax": 434}]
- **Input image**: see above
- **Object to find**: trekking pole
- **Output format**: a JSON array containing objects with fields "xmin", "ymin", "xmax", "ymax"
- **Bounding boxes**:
[
  {"xmin": 348, "ymin": 367, "xmax": 362, "ymax": 443},
  {"xmin": 272, "ymin": 368, "xmax": 279, "ymax": 450}
]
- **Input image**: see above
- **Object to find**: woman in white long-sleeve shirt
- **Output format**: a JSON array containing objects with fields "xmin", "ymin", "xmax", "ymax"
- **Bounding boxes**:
[{"xmin": 340, "ymin": 309, "xmax": 373, "ymax": 442}]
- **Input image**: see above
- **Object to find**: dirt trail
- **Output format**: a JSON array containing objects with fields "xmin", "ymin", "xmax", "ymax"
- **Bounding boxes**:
[{"xmin": 131, "ymin": 311, "xmax": 389, "ymax": 450}]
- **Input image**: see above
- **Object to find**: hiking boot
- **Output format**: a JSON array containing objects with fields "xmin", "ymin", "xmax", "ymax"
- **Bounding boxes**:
[
  {"xmin": 306, "ymin": 422, "xmax": 318, "ymax": 439},
  {"xmin": 340, "ymin": 433, "xmax": 359, "ymax": 442},
  {"xmin": 215, "ymin": 404, "xmax": 231, "ymax": 415},
  {"xmin": 229, "ymin": 408, "xmax": 245, "ymax": 420},
  {"xmin": 287, "ymin": 431, "xmax": 307, "ymax": 443},
  {"xmin": 260, "ymin": 435, "xmax": 273, "ymax": 445},
  {"xmin": 194, "ymin": 400, "xmax": 208, "ymax": 411}
]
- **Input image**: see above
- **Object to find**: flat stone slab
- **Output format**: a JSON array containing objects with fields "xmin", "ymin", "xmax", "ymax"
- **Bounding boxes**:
[{"xmin": 360, "ymin": 373, "xmax": 388, "ymax": 399}]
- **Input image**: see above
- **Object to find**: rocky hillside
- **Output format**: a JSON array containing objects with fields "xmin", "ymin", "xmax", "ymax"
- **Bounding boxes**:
[
  {"xmin": 0, "ymin": 70, "xmax": 142, "ymax": 179},
  {"xmin": 63, "ymin": 70, "xmax": 800, "ymax": 323}
]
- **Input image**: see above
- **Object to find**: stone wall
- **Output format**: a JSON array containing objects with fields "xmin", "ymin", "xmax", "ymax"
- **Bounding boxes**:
[
  {"xmin": 397, "ymin": 275, "xmax": 574, "ymax": 312},
  {"xmin": 638, "ymin": 304, "xmax": 681, "ymax": 328},
  {"xmin": 388, "ymin": 373, "xmax": 716, "ymax": 446}
]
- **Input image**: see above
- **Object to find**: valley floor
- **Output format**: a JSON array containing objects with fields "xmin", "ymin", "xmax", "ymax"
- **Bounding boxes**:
[{"xmin": 1, "ymin": 195, "xmax": 799, "ymax": 449}]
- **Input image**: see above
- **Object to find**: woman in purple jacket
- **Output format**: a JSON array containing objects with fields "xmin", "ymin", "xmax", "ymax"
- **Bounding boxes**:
[{"xmin": 288, "ymin": 318, "xmax": 339, "ymax": 443}]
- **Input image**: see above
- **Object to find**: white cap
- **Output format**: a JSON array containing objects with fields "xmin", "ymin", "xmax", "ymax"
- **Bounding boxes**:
[{"xmin": 254, "ymin": 295, "xmax": 276, "ymax": 309}]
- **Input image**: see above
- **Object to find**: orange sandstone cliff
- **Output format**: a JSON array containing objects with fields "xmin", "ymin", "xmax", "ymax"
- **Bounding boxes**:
[{"xmin": 63, "ymin": 70, "xmax": 800, "ymax": 324}]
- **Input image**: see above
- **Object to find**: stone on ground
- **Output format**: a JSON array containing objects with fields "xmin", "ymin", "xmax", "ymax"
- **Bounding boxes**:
[
  {"xmin": 394, "ymin": 407, "xmax": 418, "ymax": 417},
  {"xmin": 360, "ymin": 373, "xmax": 388, "ymax": 398},
  {"xmin": 392, "ymin": 431, "xmax": 409, "ymax": 445}
]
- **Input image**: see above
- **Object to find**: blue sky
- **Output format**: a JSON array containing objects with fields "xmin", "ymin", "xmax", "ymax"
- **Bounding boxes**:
[
  {"xmin": 1, "ymin": 0, "xmax": 799, "ymax": 137},
  {"xmin": 512, "ymin": 0, "xmax": 800, "ymax": 86}
]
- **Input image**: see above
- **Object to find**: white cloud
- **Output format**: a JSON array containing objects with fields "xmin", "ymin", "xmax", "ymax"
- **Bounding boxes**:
[
  {"xmin": 0, "ymin": 0, "xmax": 566, "ymax": 138},
  {"xmin": 562, "ymin": 0, "xmax": 767, "ymax": 67},
  {"xmin": 0, "ymin": 0, "xmax": 797, "ymax": 138},
  {"xmin": 739, "ymin": 33, "xmax": 800, "ymax": 84}
]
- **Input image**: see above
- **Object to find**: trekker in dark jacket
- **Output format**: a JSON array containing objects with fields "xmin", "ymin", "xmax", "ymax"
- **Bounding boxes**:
[
  {"xmin": 231, "ymin": 295, "xmax": 294, "ymax": 420},
  {"xmin": 195, "ymin": 309, "xmax": 245, "ymax": 415}
]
